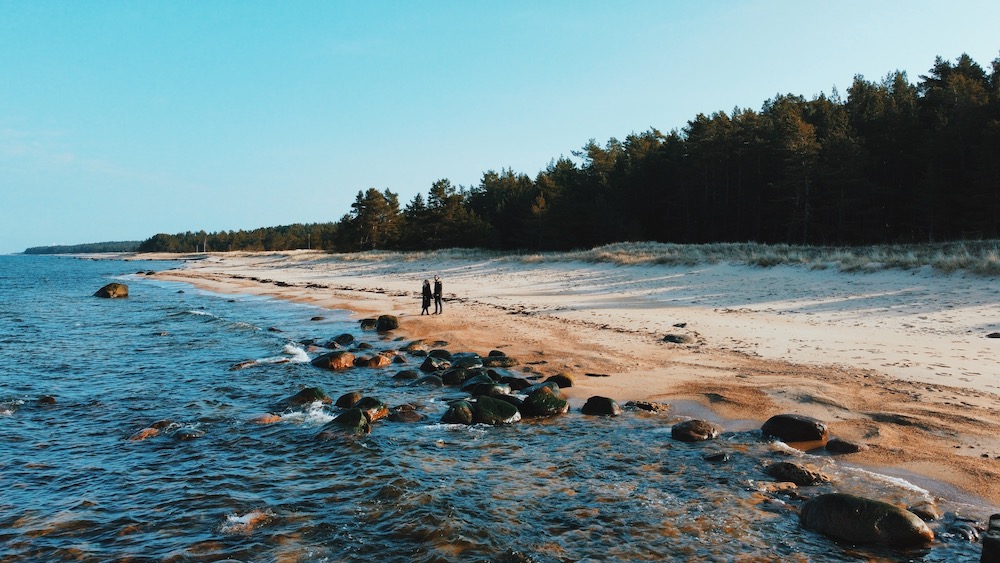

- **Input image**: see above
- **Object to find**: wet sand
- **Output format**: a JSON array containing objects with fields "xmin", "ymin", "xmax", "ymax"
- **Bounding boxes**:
[{"xmin": 139, "ymin": 250, "xmax": 1000, "ymax": 510}]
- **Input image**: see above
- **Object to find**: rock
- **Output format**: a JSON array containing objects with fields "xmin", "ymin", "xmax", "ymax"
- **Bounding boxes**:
[
  {"xmin": 663, "ymin": 333, "xmax": 693, "ymax": 344},
  {"xmin": 499, "ymin": 375, "xmax": 533, "ymax": 391},
  {"xmin": 982, "ymin": 513, "xmax": 1000, "ymax": 561},
  {"xmin": 466, "ymin": 382, "xmax": 512, "ymax": 398},
  {"xmin": 764, "ymin": 461, "xmax": 830, "ymax": 486},
  {"xmin": 625, "ymin": 401, "xmax": 670, "ymax": 413},
  {"xmin": 544, "ymin": 373, "xmax": 574, "ymax": 388},
  {"xmin": 317, "ymin": 408, "xmax": 371, "ymax": 437},
  {"xmin": 521, "ymin": 386, "xmax": 569, "ymax": 417},
  {"xmin": 473, "ymin": 396, "xmax": 522, "ymax": 425},
  {"xmin": 703, "ymin": 451, "xmax": 731, "ymax": 463},
  {"xmin": 331, "ymin": 333, "xmax": 355, "ymax": 346},
  {"xmin": 335, "ymin": 391, "xmax": 363, "ymax": 408},
  {"xmin": 441, "ymin": 367, "xmax": 476, "ymax": 386},
  {"xmin": 359, "ymin": 318, "xmax": 377, "ymax": 330},
  {"xmin": 412, "ymin": 374, "xmax": 444, "ymax": 387},
  {"xmin": 276, "ymin": 387, "xmax": 332, "ymax": 410},
  {"xmin": 488, "ymin": 350, "xmax": 507, "ymax": 357},
  {"xmin": 388, "ymin": 404, "xmax": 425, "ymax": 423},
  {"xmin": 761, "ymin": 414, "xmax": 828, "ymax": 442},
  {"xmin": 173, "ymin": 427, "xmax": 205, "ymax": 440},
  {"xmin": 311, "ymin": 316, "xmax": 325, "ymax": 321},
  {"xmin": 482, "ymin": 355, "xmax": 518, "ymax": 368},
  {"xmin": 671, "ymin": 419, "xmax": 722, "ymax": 442},
  {"xmin": 248, "ymin": 413, "xmax": 282, "ymax": 425},
  {"xmin": 94, "ymin": 282, "xmax": 128, "ymax": 298},
  {"xmin": 988, "ymin": 332, "xmax": 1000, "ymax": 339},
  {"xmin": 580, "ymin": 396, "xmax": 622, "ymax": 416},
  {"xmin": 393, "ymin": 369, "xmax": 421, "ymax": 381},
  {"xmin": 826, "ymin": 437, "xmax": 867, "ymax": 454},
  {"xmin": 799, "ymin": 493, "xmax": 934, "ymax": 547},
  {"xmin": 420, "ymin": 356, "xmax": 451, "ymax": 372},
  {"xmin": 354, "ymin": 397, "xmax": 389, "ymax": 423},
  {"xmin": 38, "ymin": 395, "xmax": 56, "ymax": 405},
  {"xmin": 375, "ymin": 315, "xmax": 399, "ymax": 332},
  {"xmin": 428, "ymin": 349, "xmax": 453, "ymax": 359},
  {"xmin": 451, "ymin": 353, "xmax": 483, "ymax": 369},
  {"xmin": 311, "ymin": 351, "xmax": 356, "ymax": 370},
  {"xmin": 401, "ymin": 340, "xmax": 427, "ymax": 352},
  {"xmin": 128, "ymin": 427, "xmax": 161, "ymax": 441},
  {"xmin": 354, "ymin": 354, "xmax": 392, "ymax": 368},
  {"xmin": 442, "ymin": 400, "xmax": 475, "ymax": 425},
  {"xmin": 522, "ymin": 381, "xmax": 561, "ymax": 396},
  {"xmin": 906, "ymin": 500, "xmax": 940, "ymax": 521}
]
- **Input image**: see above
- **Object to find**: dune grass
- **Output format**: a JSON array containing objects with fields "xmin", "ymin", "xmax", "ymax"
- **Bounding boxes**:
[{"xmin": 321, "ymin": 240, "xmax": 1000, "ymax": 276}]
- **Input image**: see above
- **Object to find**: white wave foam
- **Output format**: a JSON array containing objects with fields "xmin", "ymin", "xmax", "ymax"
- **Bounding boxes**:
[
  {"xmin": 281, "ymin": 343, "xmax": 310, "ymax": 363},
  {"xmin": 280, "ymin": 401, "xmax": 334, "ymax": 425},
  {"xmin": 841, "ymin": 466, "xmax": 931, "ymax": 497}
]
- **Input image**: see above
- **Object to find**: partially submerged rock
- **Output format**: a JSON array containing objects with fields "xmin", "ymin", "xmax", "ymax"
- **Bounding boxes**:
[
  {"xmin": 761, "ymin": 414, "xmax": 828, "ymax": 442},
  {"xmin": 671, "ymin": 419, "xmax": 722, "ymax": 442},
  {"xmin": 799, "ymin": 493, "xmax": 934, "ymax": 548},
  {"xmin": 94, "ymin": 282, "xmax": 128, "ymax": 298},
  {"xmin": 580, "ymin": 396, "xmax": 622, "ymax": 416}
]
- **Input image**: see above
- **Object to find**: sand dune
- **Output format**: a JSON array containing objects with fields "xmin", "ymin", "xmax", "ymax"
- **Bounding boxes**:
[{"xmin": 143, "ymin": 249, "xmax": 1000, "ymax": 509}]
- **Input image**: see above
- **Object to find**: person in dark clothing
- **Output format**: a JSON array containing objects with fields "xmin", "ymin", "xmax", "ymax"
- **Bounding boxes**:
[
  {"xmin": 433, "ymin": 275, "xmax": 443, "ymax": 314},
  {"xmin": 421, "ymin": 279, "xmax": 432, "ymax": 315}
]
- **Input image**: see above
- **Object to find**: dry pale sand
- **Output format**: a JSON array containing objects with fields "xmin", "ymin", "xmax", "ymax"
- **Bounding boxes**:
[{"xmin": 139, "ymin": 250, "xmax": 1000, "ymax": 510}]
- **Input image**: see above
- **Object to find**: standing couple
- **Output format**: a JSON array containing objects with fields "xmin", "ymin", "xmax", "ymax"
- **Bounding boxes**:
[{"xmin": 421, "ymin": 275, "xmax": 443, "ymax": 315}]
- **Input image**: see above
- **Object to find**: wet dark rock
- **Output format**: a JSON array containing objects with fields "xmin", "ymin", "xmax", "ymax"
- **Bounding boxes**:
[
  {"xmin": 401, "ymin": 340, "xmax": 427, "ymax": 352},
  {"xmin": 94, "ymin": 282, "xmax": 129, "ymax": 298},
  {"xmin": 451, "ymin": 353, "xmax": 484, "ymax": 369},
  {"xmin": 311, "ymin": 351, "xmax": 356, "ymax": 371},
  {"xmin": 544, "ymin": 373, "xmax": 574, "ymax": 388},
  {"xmin": 392, "ymin": 355, "xmax": 407, "ymax": 364},
  {"xmin": 442, "ymin": 400, "xmax": 474, "ymax": 425},
  {"xmin": 428, "ymin": 349, "xmax": 453, "ymax": 360},
  {"xmin": 277, "ymin": 387, "xmax": 332, "ymax": 410},
  {"xmin": 461, "ymin": 373, "xmax": 495, "ymax": 391},
  {"xmin": 420, "ymin": 356, "xmax": 451, "ymax": 372},
  {"xmin": 331, "ymin": 332, "xmax": 354, "ymax": 346},
  {"xmin": 826, "ymin": 437, "xmax": 868, "ymax": 454},
  {"xmin": 521, "ymin": 386, "xmax": 569, "ymax": 417},
  {"xmin": 982, "ymin": 513, "xmax": 1000, "ymax": 561},
  {"xmin": 359, "ymin": 318, "xmax": 377, "ymax": 330},
  {"xmin": 354, "ymin": 397, "xmax": 389, "ymax": 423},
  {"xmin": 625, "ymin": 401, "xmax": 671, "ymax": 413},
  {"xmin": 907, "ymin": 500, "xmax": 940, "ymax": 522},
  {"xmin": 765, "ymin": 461, "xmax": 830, "ymax": 486},
  {"xmin": 671, "ymin": 419, "xmax": 722, "ymax": 442},
  {"xmin": 473, "ymin": 396, "xmax": 522, "ymax": 425},
  {"xmin": 494, "ymin": 394, "xmax": 524, "ymax": 411},
  {"xmin": 499, "ymin": 375, "xmax": 533, "ymax": 391},
  {"xmin": 311, "ymin": 316, "xmax": 325, "ymax": 322},
  {"xmin": 388, "ymin": 404, "xmax": 425, "ymax": 423},
  {"xmin": 761, "ymin": 414, "xmax": 828, "ymax": 442},
  {"xmin": 356, "ymin": 342, "xmax": 374, "ymax": 350},
  {"xmin": 580, "ymin": 396, "xmax": 622, "ymax": 416},
  {"xmin": 38, "ymin": 395, "xmax": 56, "ymax": 405},
  {"xmin": 988, "ymin": 332, "xmax": 1000, "ymax": 339},
  {"xmin": 663, "ymin": 333, "xmax": 693, "ymax": 344},
  {"xmin": 488, "ymin": 350, "xmax": 507, "ymax": 357},
  {"xmin": 173, "ymin": 427, "xmax": 205, "ymax": 440},
  {"xmin": 466, "ymin": 382, "xmax": 512, "ymax": 398},
  {"xmin": 799, "ymin": 493, "xmax": 934, "ymax": 547},
  {"xmin": 375, "ymin": 315, "xmax": 398, "ymax": 331},
  {"xmin": 483, "ymin": 355, "xmax": 519, "ymax": 368},
  {"xmin": 522, "ymin": 381, "xmax": 561, "ymax": 396},
  {"xmin": 703, "ymin": 451, "xmax": 731, "ymax": 463},
  {"xmin": 335, "ymin": 391, "xmax": 363, "ymax": 409},
  {"xmin": 412, "ymin": 374, "xmax": 444, "ymax": 387},
  {"xmin": 317, "ymin": 408, "xmax": 371, "ymax": 436},
  {"xmin": 392, "ymin": 369, "xmax": 421, "ymax": 381},
  {"xmin": 441, "ymin": 367, "xmax": 476, "ymax": 386}
]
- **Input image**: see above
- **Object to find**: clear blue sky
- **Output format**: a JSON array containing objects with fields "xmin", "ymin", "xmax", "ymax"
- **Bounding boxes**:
[{"xmin": 2, "ymin": 0, "xmax": 998, "ymax": 253}]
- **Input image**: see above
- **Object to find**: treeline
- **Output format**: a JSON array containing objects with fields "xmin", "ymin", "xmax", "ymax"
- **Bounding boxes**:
[
  {"xmin": 135, "ymin": 224, "xmax": 338, "ymax": 253},
  {"xmin": 139, "ymin": 52, "xmax": 1000, "ymax": 254},
  {"xmin": 24, "ymin": 241, "xmax": 142, "ymax": 254}
]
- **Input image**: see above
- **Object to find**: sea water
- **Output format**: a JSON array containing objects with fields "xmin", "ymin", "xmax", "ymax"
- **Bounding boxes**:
[{"xmin": 0, "ymin": 255, "xmax": 989, "ymax": 562}]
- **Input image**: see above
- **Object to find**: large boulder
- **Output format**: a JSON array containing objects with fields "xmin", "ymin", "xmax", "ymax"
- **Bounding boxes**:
[
  {"xmin": 580, "ymin": 396, "xmax": 622, "ymax": 416},
  {"xmin": 316, "ymin": 408, "xmax": 371, "ymax": 437},
  {"xmin": 94, "ymin": 282, "xmax": 128, "ymax": 298},
  {"xmin": 442, "ymin": 400, "xmax": 475, "ymax": 425},
  {"xmin": 375, "ymin": 315, "xmax": 399, "ymax": 332},
  {"xmin": 761, "ymin": 414, "xmax": 828, "ymax": 442},
  {"xmin": 354, "ymin": 397, "xmax": 389, "ymax": 423},
  {"xmin": 671, "ymin": 419, "xmax": 722, "ymax": 442},
  {"xmin": 799, "ymin": 493, "xmax": 934, "ymax": 548},
  {"xmin": 311, "ymin": 351, "xmax": 356, "ymax": 370},
  {"xmin": 521, "ymin": 386, "xmax": 569, "ymax": 417},
  {"xmin": 473, "ymin": 396, "xmax": 522, "ymax": 425}
]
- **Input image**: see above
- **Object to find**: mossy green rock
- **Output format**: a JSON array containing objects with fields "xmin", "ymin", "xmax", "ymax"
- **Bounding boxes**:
[
  {"xmin": 473, "ymin": 396, "xmax": 522, "ymax": 425},
  {"xmin": 442, "ymin": 400, "xmax": 474, "ymax": 425},
  {"xmin": 522, "ymin": 386, "xmax": 569, "ymax": 417}
]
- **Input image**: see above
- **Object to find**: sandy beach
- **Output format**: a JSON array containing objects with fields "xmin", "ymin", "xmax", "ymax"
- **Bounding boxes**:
[{"xmin": 141, "ymin": 250, "xmax": 1000, "ymax": 510}]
